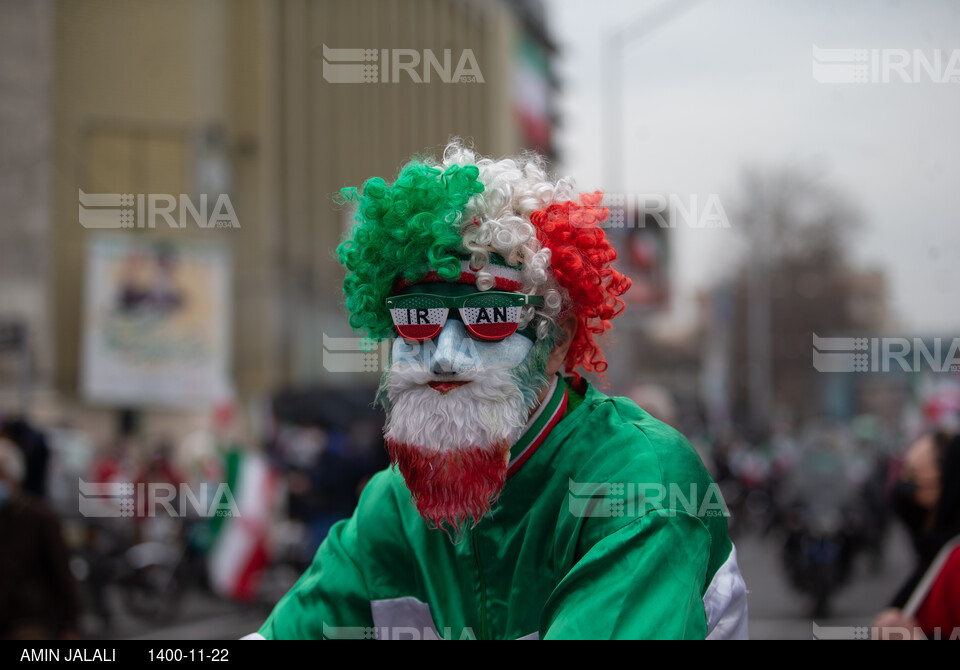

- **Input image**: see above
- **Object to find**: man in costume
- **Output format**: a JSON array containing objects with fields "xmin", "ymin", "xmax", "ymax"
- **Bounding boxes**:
[{"xmin": 251, "ymin": 142, "xmax": 748, "ymax": 639}]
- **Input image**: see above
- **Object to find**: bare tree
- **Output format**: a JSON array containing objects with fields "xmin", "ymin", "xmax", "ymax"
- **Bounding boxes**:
[{"xmin": 726, "ymin": 166, "xmax": 874, "ymax": 435}]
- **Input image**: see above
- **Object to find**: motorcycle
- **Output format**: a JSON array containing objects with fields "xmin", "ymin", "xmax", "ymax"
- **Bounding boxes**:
[
  {"xmin": 779, "ymin": 499, "xmax": 863, "ymax": 618},
  {"xmin": 69, "ymin": 515, "xmax": 200, "ymax": 629}
]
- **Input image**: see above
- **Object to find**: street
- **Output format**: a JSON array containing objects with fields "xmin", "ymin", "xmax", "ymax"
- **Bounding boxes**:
[
  {"xmin": 81, "ymin": 523, "xmax": 916, "ymax": 641},
  {"xmin": 737, "ymin": 523, "xmax": 914, "ymax": 640}
]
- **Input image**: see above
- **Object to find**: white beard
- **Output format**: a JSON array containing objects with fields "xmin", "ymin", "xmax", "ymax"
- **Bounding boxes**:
[
  {"xmin": 377, "ymin": 337, "xmax": 552, "ymax": 535},
  {"xmin": 380, "ymin": 363, "xmax": 531, "ymax": 452}
]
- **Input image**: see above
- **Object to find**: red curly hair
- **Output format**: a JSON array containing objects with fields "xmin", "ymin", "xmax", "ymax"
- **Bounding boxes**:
[{"xmin": 530, "ymin": 192, "xmax": 631, "ymax": 374}]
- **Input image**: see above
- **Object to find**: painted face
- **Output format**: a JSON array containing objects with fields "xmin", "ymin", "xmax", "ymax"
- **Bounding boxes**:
[
  {"xmin": 387, "ymin": 281, "xmax": 537, "ymax": 372},
  {"xmin": 391, "ymin": 318, "xmax": 534, "ymax": 377},
  {"xmin": 378, "ymin": 282, "xmax": 553, "ymax": 537}
]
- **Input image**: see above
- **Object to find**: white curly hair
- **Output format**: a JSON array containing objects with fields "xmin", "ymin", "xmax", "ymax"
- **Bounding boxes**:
[{"xmin": 440, "ymin": 139, "xmax": 574, "ymax": 342}]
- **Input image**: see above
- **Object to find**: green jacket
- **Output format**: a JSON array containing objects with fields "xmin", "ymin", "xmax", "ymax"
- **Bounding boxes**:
[{"xmin": 254, "ymin": 376, "xmax": 748, "ymax": 639}]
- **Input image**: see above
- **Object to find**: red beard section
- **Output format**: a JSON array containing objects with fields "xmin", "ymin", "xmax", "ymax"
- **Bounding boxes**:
[{"xmin": 386, "ymin": 440, "xmax": 510, "ymax": 539}]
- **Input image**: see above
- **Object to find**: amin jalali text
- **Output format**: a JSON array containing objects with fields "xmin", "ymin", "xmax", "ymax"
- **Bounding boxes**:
[{"xmin": 20, "ymin": 648, "xmax": 116, "ymax": 662}]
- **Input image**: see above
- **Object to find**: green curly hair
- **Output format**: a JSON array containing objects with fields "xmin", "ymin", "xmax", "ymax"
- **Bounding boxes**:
[{"xmin": 336, "ymin": 159, "xmax": 484, "ymax": 339}]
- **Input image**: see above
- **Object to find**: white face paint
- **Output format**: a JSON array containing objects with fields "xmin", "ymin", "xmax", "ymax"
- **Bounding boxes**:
[
  {"xmin": 382, "ymin": 319, "xmax": 547, "ymax": 453},
  {"xmin": 381, "ymin": 282, "xmax": 549, "ymax": 455},
  {"xmin": 391, "ymin": 319, "xmax": 534, "ymax": 377}
]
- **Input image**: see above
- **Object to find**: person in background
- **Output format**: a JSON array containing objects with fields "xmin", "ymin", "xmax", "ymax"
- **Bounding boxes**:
[
  {"xmin": 874, "ymin": 432, "xmax": 960, "ymax": 639},
  {"xmin": 0, "ymin": 417, "xmax": 51, "ymax": 500},
  {"xmin": 0, "ymin": 437, "xmax": 81, "ymax": 640}
]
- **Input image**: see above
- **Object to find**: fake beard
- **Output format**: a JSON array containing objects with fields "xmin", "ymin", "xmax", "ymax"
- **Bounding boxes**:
[{"xmin": 378, "ymin": 340, "xmax": 551, "ymax": 537}]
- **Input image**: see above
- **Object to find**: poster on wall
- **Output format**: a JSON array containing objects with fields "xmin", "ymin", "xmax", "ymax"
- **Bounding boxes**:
[{"xmin": 80, "ymin": 234, "xmax": 232, "ymax": 408}]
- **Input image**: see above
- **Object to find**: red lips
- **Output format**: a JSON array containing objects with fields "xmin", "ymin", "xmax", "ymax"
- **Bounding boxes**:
[{"xmin": 428, "ymin": 381, "xmax": 470, "ymax": 394}]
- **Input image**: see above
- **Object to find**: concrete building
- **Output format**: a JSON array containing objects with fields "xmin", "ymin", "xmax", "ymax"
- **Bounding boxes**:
[{"xmin": 0, "ymin": 0, "xmax": 559, "ymax": 445}]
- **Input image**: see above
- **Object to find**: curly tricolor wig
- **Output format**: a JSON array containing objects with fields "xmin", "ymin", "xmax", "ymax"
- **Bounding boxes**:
[{"xmin": 337, "ymin": 141, "xmax": 631, "ymax": 373}]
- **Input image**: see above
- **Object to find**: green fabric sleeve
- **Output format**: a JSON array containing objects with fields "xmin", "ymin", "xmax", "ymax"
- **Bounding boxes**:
[
  {"xmin": 258, "ymin": 512, "xmax": 374, "ymax": 639},
  {"xmin": 540, "ymin": 509, "xmax": 711, "ymax": 640},
  {"xmin": 256, "ymin": 471, "xmax": 408, "ymax": 640}
]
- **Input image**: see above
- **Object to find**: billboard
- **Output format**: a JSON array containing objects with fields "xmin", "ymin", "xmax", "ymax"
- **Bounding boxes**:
[{"xmin": 80, "ymin": 235, "xmax": 232, "ymax": 408}]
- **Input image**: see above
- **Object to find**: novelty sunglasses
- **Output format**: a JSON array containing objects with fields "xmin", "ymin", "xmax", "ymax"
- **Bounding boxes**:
[{"xmin": 385, "ymin": 291, "xmax": 544, "ymax": 342}]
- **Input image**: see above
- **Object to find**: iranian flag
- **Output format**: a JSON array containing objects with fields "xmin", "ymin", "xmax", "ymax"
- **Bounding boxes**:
[
  {"xmin": 460, "ymin": 305, "xmax": 522, "ymax": 340},
  {"xmin": 207, "ymin": 449, "xmax": 280, "ymax": 602},
  {"xmin": 389, "ymin": 307, "xmax": 447, "ymax": 340}
]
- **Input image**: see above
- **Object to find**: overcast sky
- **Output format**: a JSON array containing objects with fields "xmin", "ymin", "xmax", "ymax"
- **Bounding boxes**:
[{"xmin": 545, "ymin": 0, "xmax": 960, "ymax": 334}]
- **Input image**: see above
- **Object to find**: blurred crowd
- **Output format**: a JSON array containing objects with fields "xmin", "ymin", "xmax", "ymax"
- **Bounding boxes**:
[
  {"xmin": 0, "ymin": 395, "xmax": 388, "ymax": 640},
  {"xmin": 1, "ymin": 385, "xmax": 958, "ymax": 640}
]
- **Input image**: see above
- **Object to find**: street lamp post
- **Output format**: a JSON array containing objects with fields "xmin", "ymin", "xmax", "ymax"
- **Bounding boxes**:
[{"xmin": 602, "ymin": 0, "xmax": 705, "ymax": 192}]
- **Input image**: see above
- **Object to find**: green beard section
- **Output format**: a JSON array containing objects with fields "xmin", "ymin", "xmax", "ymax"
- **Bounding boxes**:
[{"xmin": 507, "ymin": 335, "xmax": 553, "ymax": 409}]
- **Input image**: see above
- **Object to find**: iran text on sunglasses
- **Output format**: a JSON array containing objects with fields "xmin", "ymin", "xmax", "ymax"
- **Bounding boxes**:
[{"xmin": 385, "ymin": 291, "xmax": 544, "ymax": 342}]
